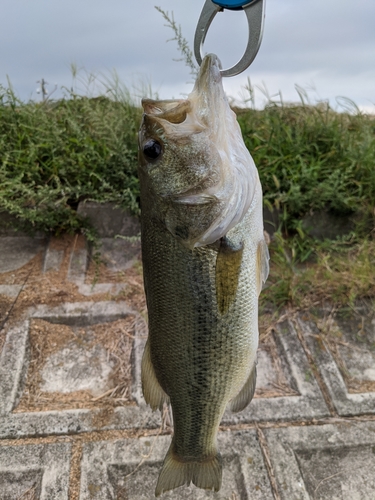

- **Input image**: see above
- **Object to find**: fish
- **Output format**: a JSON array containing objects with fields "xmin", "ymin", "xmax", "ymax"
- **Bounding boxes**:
[{"xmin": 138, "ymin": 53, "xmax": 269, "ymax": 496}]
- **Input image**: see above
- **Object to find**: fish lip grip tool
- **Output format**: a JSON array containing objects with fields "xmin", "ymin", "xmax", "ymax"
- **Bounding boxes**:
[{"xmin": 194, "ymin": 0, "xmax": 265, "ymax": 77}]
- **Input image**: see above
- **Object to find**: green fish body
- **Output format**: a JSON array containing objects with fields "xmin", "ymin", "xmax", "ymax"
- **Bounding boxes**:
[{"xmin": 138, "ymin": 54, "xmax": 269, "ymax": 496}]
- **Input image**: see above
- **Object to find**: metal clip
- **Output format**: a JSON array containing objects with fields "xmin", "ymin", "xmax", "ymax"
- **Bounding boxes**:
[{"xmin": 194, "ymin": 0, "xmax": 265, "ymax": 77}]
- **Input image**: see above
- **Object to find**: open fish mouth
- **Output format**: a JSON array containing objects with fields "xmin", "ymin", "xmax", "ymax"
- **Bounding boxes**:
[
  {"xmin": 141, "ymin": 53, "xmax": 222, "ymax": 128},
  {"xmin": 142, "ymin": 99, "xmax": 192, "ymax": 124}
]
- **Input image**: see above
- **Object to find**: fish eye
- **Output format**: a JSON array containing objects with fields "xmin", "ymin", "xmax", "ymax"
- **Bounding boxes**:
[{"xmin": 143, "ymin": 139, "xmax": 162, "ymax": 160}]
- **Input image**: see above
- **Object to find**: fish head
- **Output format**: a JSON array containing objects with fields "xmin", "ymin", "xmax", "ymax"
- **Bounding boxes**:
[{"xmin": 138, "ymin": 54, "xmax": 259, "ymax": 249}]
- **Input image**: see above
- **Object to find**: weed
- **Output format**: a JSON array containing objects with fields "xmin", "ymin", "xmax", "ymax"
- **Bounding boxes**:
[
  {"xmin": 0, "ymin": 75, "xmax": 142, "ymax": 236},
  {"xmin": 237, "ymin": 101, "xmax": 375, "ymax": 242},
  {"xmin": 261, "ymin": 237, "xmax": 375, "ymax": 310},
  {"xmin": 154, "ymin": 7, "xmax": 198, "ymax": 78}
]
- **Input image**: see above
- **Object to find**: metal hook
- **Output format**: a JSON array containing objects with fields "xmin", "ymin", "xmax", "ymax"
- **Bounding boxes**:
[{"xmin": 194, "ymin": 0, "xmax": 265, "ymax": 77}]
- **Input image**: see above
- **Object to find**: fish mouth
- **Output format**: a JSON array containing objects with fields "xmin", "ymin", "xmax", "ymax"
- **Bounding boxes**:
[
  {"xmin": 142, "ymin": 99, "xmax": 192, "ymax": 124},
  {"xmin": 195, "ymin": 54, "xmax": 222, "ymax": 91},
  {"xmin": 140, "ymin": 54, "xmax": 223, "ymax": 133}
]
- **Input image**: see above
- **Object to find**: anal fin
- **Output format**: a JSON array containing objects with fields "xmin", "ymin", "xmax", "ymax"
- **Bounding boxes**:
[
  {"xmin": 141, "ymin": 339, "xmax": 170, "ymax": 411},
  {"xmin": 229, "ymin": 363, "xmax": 257, "ymax": 413}
]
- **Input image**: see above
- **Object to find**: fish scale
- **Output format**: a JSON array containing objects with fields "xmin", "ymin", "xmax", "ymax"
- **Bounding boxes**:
[{"xmin": 138, "ymin": 54, "xmax": 269, "ymax": 496}]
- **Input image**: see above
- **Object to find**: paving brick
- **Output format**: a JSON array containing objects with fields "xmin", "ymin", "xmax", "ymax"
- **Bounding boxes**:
[
  {"xmin": 0, "ymin": 301, "xmax": 161, "ymax": 439},
  {"xmin": 43, "ymin": 246, "xmax": 64, "ymax": 273},
  {"xmin": 0, "ymin": 236, "xmax": 46, "ymax": 273},
  {"xmin": 40, "ymin": 339, "xmax": 115, "ymax": 396},
  {"xmin": 79, "ymin": 431, "xmax": 274, "ymax": 499},
  {"xmin": 0, "ymin": 406, "xmax": 159, "ymax": 440},
  {"xmin": 31, "ymin": 301, "xmax": 133, "ymax": 326},
  {"xmin": 0, "ymin": 320, "xmax": 29, "ymax": 415},
  {"xmin": 302, "ymin": 210, "xmax": 355, "ymax": 240},
  {"xmin": 0, "ymin": 301, "xmax": 330, "ymax": 441},
  {"xmin": 333, "ymin": 307, "xmax": 375, "ymax": 384},
  {"xmin": 77, "ymin": 202, "xmax": 140, "ymax": 238},
  {"xmin": 0, "ymin": 469, "xmax": 44, "ymax": 500},
  {"xmin": 77, "ymin": 282, "xmax": 126, "ymax": 296},
  {"xmin": 0, "ymin": 442, "xmax": 71, "ymax": 499},
  {"xmin": 0, "ymin": 284, "xmax": 23, "ymax": 298},
  {"xmin": 67, "ymin": 246, "xmax": 88, "ymax": 283},
  {"xmin": 265, "ymin": 421, "xmax": 375, "ymax": 500},
  {"xmin": 0, "ymin": 212, "xmax": 44, "ymax": 238},
  {"xmin": 297, "ymin": 310, "xmax": 375, "ymax": 416},
  {"xmin": 0, "ymin": 212, "xmax": 24, "ymax": 236},
  {"xmin": 1, "ymin": 226, "xmax": 375, "ymax": 499},
  {"xmin": 74, "ymin": 203, "xmax": 141, "ymax": 279},
  {"xmin": 98, "ymin": 237, "xmax": 140, "ymax": 272}
]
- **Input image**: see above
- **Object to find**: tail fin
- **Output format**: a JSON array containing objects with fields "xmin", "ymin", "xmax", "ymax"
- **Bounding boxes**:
[{"xmin": 155, "ymin": 441, "xmax": 222, "ymax": 497}]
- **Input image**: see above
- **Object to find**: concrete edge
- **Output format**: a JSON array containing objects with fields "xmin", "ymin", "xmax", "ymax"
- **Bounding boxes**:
[
  {"xmin": 0, "ymin": 320, "xmax": 30, "ymax": 414},
  {"xmin": 298, "ymin": 317, "xmax": 375, "ymax": 416}
]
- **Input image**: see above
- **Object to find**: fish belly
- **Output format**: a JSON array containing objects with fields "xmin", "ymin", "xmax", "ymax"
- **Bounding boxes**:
[{"xmin": 141, "ymin": 187, "xmax": 263, "ymax": 495}]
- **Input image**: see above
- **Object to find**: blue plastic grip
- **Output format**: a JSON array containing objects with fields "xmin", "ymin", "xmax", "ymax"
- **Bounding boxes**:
[{"xmin": 212, "ymin": 0, "xmax": 254, "ymax": 9}]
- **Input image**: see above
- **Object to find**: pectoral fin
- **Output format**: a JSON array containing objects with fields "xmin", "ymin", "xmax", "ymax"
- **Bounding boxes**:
[
  {"xmin": 141, "ymin": 340, "xmax": 170, "ymax": 411},
  {"xmin": 256, "ymin": 239, "xmax": 270, "ymax": 295},
  {"xmin": 215, "ymin": 237, "xmax": 244, "ymax": 315},
  {"xmin": 229, "ymin": 364, "xmax": 257, "ymax": 413}
]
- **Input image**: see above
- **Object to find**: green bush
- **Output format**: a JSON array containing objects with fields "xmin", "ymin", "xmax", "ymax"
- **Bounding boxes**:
[
  {"xmin": 0, "ymin": 83, "xmax": 142, "ymax": 235},
  {"xmin": 1, "ymin": 78, "xmax": 374, "ymax": 245},
  {"xmin": 237, "ymin": 102, "xmax": 375, "ymax": 236}
]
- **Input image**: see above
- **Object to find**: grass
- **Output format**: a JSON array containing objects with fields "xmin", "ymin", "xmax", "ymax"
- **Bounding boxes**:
[
  {"xmin": 0, "ymin": 75, "xmax": 143, "ymax": 238},
  {"xmin": 238, "ymin": 95, "xmax": 375, "ymax": 311},
  {"xmin": 1, "ymin": 77, "xmax": 374, "ymax": 239},
  {"xmin": 237, "ymin": 99, "xmax": 375, "ymax": 239},
  {"xmin": 261, "ymin": 237, "xmax": 375, "ymax": 312},
  {"xmin": 0, "ymin": 69, "xmax": 374, "ymax": 309}
]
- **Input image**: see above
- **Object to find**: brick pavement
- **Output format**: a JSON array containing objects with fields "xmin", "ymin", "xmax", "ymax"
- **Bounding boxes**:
[{"xmin": 0, "ymin": 205, "xmax": 375, "ymax": 499}]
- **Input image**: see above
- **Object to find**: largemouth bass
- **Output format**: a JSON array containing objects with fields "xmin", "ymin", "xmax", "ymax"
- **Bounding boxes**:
[{"xmin": 138, "ymin": 53, "xmax": 269, "ymax": 496}]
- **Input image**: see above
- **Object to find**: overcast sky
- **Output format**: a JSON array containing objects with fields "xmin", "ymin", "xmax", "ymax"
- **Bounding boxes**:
[{"xmin": 1, "ymin": 0, "xmax": 374, "ymax": 112}]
